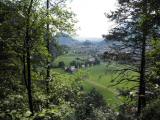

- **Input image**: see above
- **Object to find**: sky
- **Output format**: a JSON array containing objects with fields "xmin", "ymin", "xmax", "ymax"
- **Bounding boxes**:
[{"xmin": 69, "ymin": 0, "xmax": 117, "ymax": 39}]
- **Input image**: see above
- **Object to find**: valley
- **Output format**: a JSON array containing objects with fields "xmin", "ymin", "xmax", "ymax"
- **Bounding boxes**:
[{"xmin": 53, "ymin": 35, "xmax": 136, "ymax": 108}]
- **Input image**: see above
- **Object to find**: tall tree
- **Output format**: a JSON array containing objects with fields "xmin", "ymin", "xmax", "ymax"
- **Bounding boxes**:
[
  {"xmin": 0, "ymin": 0, "xmax": 77, "ymax": 118},
  {"xmin": 103, "ymin": 0, "xmax": 157, "ymax": 116},
  {"xmin": 25, "ymin": 0, "xmax": 34, "ymax": 115},
  {"xmin": 137, "ymin": 0, "xmax": 148, "ymax": 115},
  {"xmin": 41, "ymin": 0, "xmax": 76, "ymax": 107},
  {"xmin": 45, "ymin": 0, "xmax": 50, "ymax": 107}
]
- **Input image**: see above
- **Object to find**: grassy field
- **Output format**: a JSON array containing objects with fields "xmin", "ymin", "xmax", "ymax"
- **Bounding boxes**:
[
  {"xmin": 54, "ymin": 54, "xmax": 136, "ymax": 108},
  {"xmin": 82, "ymin": 64, "xmax": 122, "ymax": 107},
  {"xmin": 54, "ymin": 54, "xmax": 89, "ymax": 66}
]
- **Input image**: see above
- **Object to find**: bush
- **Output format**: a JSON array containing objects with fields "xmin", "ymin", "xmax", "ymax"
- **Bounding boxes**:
[
  {"xmin": 75, "ymin": 88, "xmax": 116, "ymax": 120},
  {"xmin": 58, "ymin": 61, "xmax": 65, "ymax": 68},
  {"xmin": 141, "ymin": 99, "xmax": 160, "ymax": 120}
]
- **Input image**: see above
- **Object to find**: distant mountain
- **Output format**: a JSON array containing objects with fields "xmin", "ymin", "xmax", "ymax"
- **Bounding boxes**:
[
  {"xmin": 82, "ymin": 40, "xmax": 93, "ymax": 46},
  {"xmin": 56, "ymin": 33, "xmax": 81, "ymax": 46},
  {"xmin": 97, "ymin": 40, "xmax": 113, "ymax": 46},
  {"xmin": 55, "ymin": 33, "xmax": 114, "ymax": 47}
]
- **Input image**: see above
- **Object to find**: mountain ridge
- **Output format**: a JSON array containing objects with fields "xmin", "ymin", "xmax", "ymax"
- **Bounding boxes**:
[{"xmin": 55, "ymin": 33, "xmax": 108, "ymax": 47}]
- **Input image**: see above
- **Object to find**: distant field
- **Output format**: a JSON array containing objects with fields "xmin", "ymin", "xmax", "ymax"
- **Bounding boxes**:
[
  {"xmin": 54, "ymin": 54, "xmax": 89, "ymax": 66},
  {"xmin": 54, "ymin": 54, "xmax": 136, "ymax": 108},
  {"xmin": 82, "ymin": 64, "xmax": 120, "ymax": 107}
]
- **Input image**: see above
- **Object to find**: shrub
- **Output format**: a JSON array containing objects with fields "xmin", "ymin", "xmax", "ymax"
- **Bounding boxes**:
[{"xmin": 58, "ymin": 61, "xmax": 65, "ymax": 68}]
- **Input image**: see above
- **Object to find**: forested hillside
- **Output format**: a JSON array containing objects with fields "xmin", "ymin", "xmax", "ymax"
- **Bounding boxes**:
[{"xmin": 0, "ymin": 0, "xmax": 160, "ymax": 120}]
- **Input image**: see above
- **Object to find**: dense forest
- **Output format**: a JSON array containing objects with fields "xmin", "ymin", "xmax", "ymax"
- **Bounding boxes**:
[{"xmin": 0, "ymin": 0, "xmax": 160, "ymax": 120}]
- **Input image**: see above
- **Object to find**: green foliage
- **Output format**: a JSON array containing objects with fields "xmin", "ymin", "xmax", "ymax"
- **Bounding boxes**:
[
  {"xmin": 75, "ymin": 88, "xmax": 116, "ymax": 120},
  {"xmin": 105, "ymin": 0, "xmax": 160, "ymax": 116},
  {"xmin": 70, "ymin": 60, "xmax": 77, "ymax": 66},
  {"xmin": 145, "ymin": 39, "xmax": 160, "ymax": 102},
  {"xmin": 0, "ymin": 0, "xmax": 77, "ymax": 119},
  {"xmin": 58, "ymin": 61, "xmax": 65, "ymax": 68},
  {"xmin": 34, "ymin": 102, "xmax": 75, "ymax": 120},
  {"xmin": 141, "ymin": 99, "xmax": 160, "ymax": 120},
  {"xmin": 2, "ymin": 0, "xmax": 160, "ymax": 119}
]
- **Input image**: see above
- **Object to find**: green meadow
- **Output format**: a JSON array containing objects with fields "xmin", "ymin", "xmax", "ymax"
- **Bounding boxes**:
[
  {"xmin": 54, "ymin": 54, "xmax": 136, "ymax": 107},
  {"xmin": 54, "ymin": 54, "xmax": 89, "ymax": 66}
]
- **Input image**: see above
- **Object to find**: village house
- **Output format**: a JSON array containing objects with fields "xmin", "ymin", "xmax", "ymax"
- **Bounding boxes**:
[{"xmin": 65, "ymin": 66, "xmax": 77, "ymax": 73}]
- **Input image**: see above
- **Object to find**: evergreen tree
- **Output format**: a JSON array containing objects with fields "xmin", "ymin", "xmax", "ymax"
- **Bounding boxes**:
[{"xmin": 103, "ymin": 0, "xmax": 160, "ymax": 116}]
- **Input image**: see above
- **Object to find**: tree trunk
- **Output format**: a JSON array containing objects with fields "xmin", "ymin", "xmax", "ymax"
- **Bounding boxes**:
[
  {"xmin": 137, "ymin": 32, "xmax": 146, "ymax": 116},
  {"xmin": 137, "ymin": 0, "xmax": 147, "ymax": 116},
  {"xmin": 23, "ymin": 41, "xmax": 28, "ymax": 89},
  {"xmin": 26, "ymin": 43, "xmax": 34, "ymax": 115},
  {"xmin": 25, "ymin": 0, "xmax": 34, "ymax": 115},
  {"xmin": 46, "ymin": 0, "xmax": 50, "ymax": 107}
]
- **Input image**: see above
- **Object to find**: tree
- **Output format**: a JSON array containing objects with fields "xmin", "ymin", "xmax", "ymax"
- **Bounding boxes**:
[
  {"xmin": 75, "ymin": 88, "xmax": 115, "ymax": 120},
  {"xmin": 24, "ymin": 0, "xmax": 34, "ymax": 115},
  {"xmin": 103, "ymin": 0, "xmax": 160, "ymax": 116},
  {"xmin": 41, "ymin": 0, "xmax": 76, "ymax": 107},
  {"xmin": 70, "ymin": 60, "xmax": 77, "ymax": 66},
  {"xmin": 0, "ymin": 0, "xmax": 77, "ymax": 118},
  {"xmin": 58, "ymin": 61, "xmax": 65, "ymax": 68},
  {"xmin": 45, "ymin": 0, "xmax": 50, "ymax": 107},
  {"xmin": 0, "ymin": 0, "xmax": 30, "ymax": 117}
]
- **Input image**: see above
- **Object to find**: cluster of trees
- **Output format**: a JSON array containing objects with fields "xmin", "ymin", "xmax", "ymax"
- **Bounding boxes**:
[
  {"xmin": 0, "ymin": 0, "xmax": 73, "ymax": 118},
  {"xmin": 58, "ymin": 57, "xmax": 100, "ymax": 70},
  {"xmin": 0, "ymin": 0, "xmax": 115, "ymax": 120},
  {"xmin": 70, "ymin": 58, "xmax": 100, "ymax": 68},
  {"xmin": 58, "ymin": 61, "xmax": 65, "ymax": 68},
  {"xmin": 103, "ymin": 0, "xmax": 160, "ymax": 119},
  {"xmin": 103, "ymin": 51, "xmax": 132, "ymax": 64}
]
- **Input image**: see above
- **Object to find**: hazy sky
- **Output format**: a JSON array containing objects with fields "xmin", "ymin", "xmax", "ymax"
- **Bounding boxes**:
[{"xmin": 69, "ymin": 0, "xmax": 117, "ymax": 39}]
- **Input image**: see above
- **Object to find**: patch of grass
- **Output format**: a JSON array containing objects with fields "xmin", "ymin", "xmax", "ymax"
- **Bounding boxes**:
[
  {"xmin": 82, "ymin": 79, "xmax": 122, "ymax": 107},
  {"xmin": 54, "ymin": 55, "xmax": 136, "ymax": 107},
  {"xmin": 81, "ymin": 63, "xmax": 136, "ymax": 107},
  {"xmin": 54, "ymin": 54, "xmax": 88, "ymax": 66}
]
